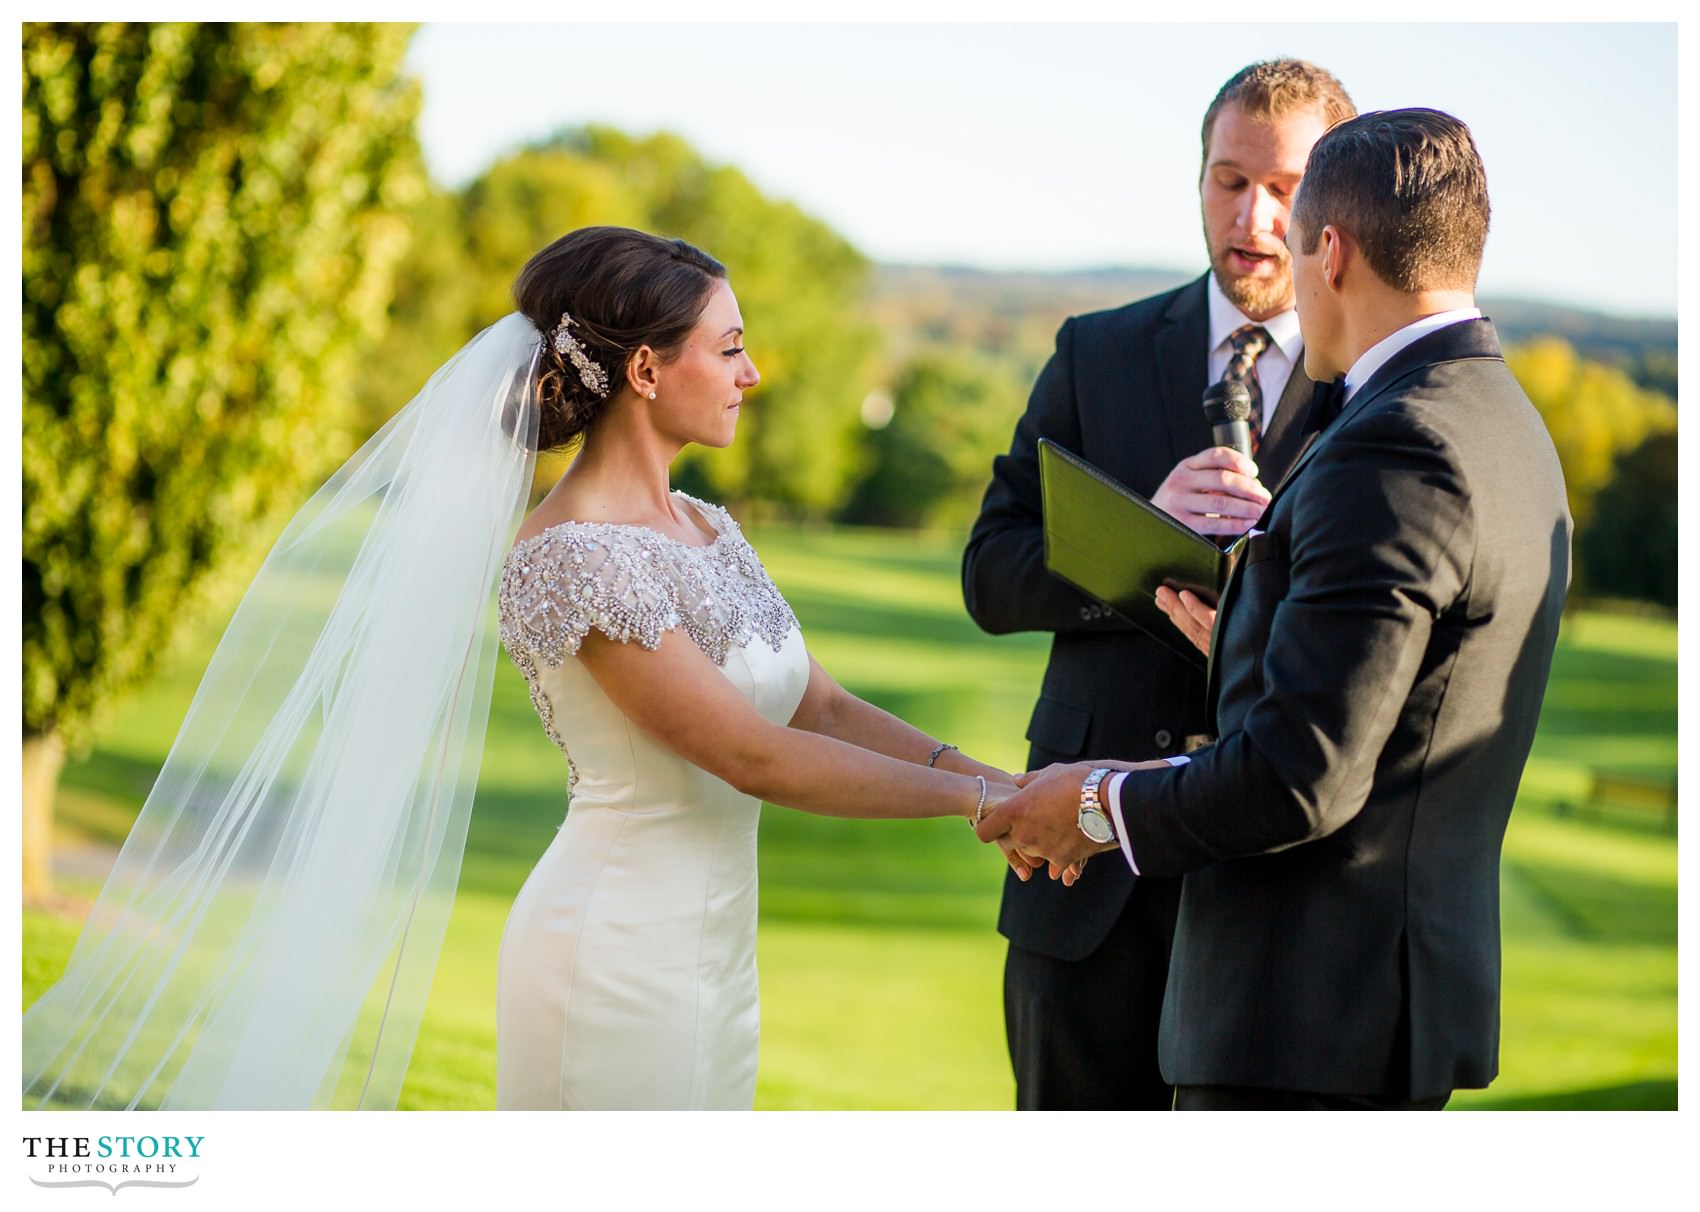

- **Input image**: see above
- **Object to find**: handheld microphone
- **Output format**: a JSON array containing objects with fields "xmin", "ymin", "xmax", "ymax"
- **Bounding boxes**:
[{"xmin": 1202, "ymin": 381, "xmax": 1254, "ymax": 460}]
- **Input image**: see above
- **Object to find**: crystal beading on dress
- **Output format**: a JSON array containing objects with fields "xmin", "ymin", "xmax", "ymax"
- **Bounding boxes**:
[{"xmin": 496, "ymin": 492, "xmax": 798, "ymax": 786}]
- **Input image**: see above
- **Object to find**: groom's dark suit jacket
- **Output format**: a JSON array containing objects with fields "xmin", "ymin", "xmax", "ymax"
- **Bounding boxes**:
[
  {"xmin": 963, "ymin": 274, "xmax": 1324, "ymax": 960},
  {"xmin": 1118, "ymin": 318, "xmax": 1570, "ymax": 1099}
]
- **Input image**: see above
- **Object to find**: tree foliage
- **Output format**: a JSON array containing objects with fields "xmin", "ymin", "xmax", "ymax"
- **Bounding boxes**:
[
  {"xmin": 23, "ymin": 21, "xmax": 423, "ymax": 754},
  {"xmin": 1579, "ymin": 431, "xmax": 1678, "ymax": 607},
  {"xmin": 1505, "ymin": 336, "xmax": 1677, "ymax": 537},
  {"xmin": 838, "ymin": 352, "xmax": 1026, "ymax": 532},
  {"xmin": 357, "ymin": 126, "xmax": 880, "ymax": 515},
  {"xmin": 1503, "ymin": 336, "xmax": 1678, "ymax": 607}
]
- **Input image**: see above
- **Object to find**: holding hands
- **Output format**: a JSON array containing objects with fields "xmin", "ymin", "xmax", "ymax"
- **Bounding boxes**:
[
  {"xmin": 931, "ymin": 747, "xmax": 1046, "ymax": 881},
  {"xmin": 974, "ymin": 759, "xmax": 1172, "ymax": 884}
]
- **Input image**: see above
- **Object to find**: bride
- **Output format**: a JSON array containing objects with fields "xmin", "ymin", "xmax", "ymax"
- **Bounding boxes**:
[{"xmin": 23, "ymin": 225, "xmax": 1032, "ymax": 1111}]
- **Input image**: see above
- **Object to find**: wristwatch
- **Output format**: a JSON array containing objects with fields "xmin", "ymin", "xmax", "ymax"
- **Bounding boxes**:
[{"xmin": 1078, "ymin": 767, "xmax": 1117, "ymax": 845}]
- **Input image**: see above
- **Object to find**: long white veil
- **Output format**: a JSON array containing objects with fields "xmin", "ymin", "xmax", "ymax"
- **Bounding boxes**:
[{"xmin": 23, "ymin": 313, "xmax": 542, "ymax": 1109}]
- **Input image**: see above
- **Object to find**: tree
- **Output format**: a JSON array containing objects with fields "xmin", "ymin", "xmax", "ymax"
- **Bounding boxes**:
[
  {"xmin": 839, "ymin": 352, "xmax": 1026, "ymax": 531},
  {"xmin": 1505, "ymin": 336, "xmax": 1677, "ymax": 536},
  {"xmin": 1579, "ymin": 431, "xmax": 1678, "ymax": 607},
  {"xmin": 358, "ymin": 126, "xmax": 881, "ymax": 516},
  {"xmin": 22, "ymin": 23, "xmax": 424, "ymax": 897}
]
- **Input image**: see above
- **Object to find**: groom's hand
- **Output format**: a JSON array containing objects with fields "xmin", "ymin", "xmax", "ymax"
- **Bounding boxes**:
[{"xmin": 975, "ymin": 762, "xmax": 1118, "ymax": 881}]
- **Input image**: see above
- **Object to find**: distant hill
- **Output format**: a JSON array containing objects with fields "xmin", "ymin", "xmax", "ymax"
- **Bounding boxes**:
[
  {"xmin": 1475, "ymin": 300, "xmax": 1677, "ymax": 397},
  {"xmin": 871, "ymin": 264, "xmax": 1677, "ymax": 398}
]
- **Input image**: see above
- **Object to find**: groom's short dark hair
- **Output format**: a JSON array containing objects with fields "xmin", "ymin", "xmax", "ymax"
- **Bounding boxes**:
[{"xmin": 1292, "ymin": 108, "xmax": 1491, "ymax": 293}]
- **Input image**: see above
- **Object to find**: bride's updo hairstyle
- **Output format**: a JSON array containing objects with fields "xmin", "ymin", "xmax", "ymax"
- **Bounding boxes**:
[{"xmin": 514, "ymin": 226, "xmax": 728, "ymax": 451}]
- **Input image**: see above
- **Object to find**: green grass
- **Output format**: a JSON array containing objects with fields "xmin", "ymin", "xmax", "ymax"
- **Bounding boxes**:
[{"xmin": 23, "ymin": 526, "xmax": 1677, "ymax": 1109}]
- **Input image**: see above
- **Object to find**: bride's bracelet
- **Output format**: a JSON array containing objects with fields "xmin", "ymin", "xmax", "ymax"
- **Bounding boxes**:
[
  {"xmin": 928, "ymin": 742, "xmax": 959, "ymax": 768},
  {"xmin": 971, "ymin": 774, "xmax": 988, "ymax": 825}
]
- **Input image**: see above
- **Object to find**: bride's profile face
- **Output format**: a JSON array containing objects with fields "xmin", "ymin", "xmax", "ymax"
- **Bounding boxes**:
[{"xmin": 653, "ymin": 279, "xmax": 760, "ymax": 449}]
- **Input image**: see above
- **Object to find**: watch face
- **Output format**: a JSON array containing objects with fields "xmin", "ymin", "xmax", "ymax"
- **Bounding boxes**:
[{"xmin": 1079, "ymin": 808, "xmax": 1114, "ymax": 844}]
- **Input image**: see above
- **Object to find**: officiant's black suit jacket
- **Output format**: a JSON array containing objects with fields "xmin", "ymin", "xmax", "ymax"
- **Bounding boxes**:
[
  {"xmin": 1119, "ymin": 318, "xmax": 1570, "ymax": 1099},
  {"xmin": 963, "ymin": 274, "xmax": 1324, "ymax": 961}
]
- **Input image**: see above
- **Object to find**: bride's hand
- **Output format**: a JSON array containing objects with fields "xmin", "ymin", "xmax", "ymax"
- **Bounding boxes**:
[
  {"xmin": 977, "ymin": 779, "xmax": 1042, "ymax": 879},
  {"xmin": 997, "ymin": 837, "xmax": 1045, "ymax": 880}
]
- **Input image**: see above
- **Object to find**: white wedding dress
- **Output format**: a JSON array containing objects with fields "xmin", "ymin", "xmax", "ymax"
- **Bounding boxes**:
[{"xmin": 492, "ymin": 492, "xmax": 807, "ymax": 1109}]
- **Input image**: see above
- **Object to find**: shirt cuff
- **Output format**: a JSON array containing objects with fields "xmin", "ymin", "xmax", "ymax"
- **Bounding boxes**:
[
  {"xmin": 1105, "ymin": 756, "xmax": 1190, "ymax": 876},
  {"xmin": 1104, "ymin": 772, "xmax": 1139, "ymax": 875}
]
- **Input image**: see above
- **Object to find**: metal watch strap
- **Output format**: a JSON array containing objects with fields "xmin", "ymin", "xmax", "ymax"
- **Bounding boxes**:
[{"xmin": 1078, "ymin": 767, "xmax": 1117, "ymax": 844}]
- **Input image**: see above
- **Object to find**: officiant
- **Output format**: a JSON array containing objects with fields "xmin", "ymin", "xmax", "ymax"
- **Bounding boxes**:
[{"xmin": 960, "ymin": 58, "xmax": 1355, "ymax": 1111}]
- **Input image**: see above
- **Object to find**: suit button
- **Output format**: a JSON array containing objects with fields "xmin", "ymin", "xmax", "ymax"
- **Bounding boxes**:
[
  {"xmin": 1154, "ymin": 729, "xmax": 1174, "ymax": 749},
  {"xmin": 1079, "ymin": 606, "xmax": 1092, "ymax": 620}
]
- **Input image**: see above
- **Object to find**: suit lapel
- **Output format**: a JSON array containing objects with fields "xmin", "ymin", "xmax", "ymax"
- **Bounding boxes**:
[
  {"xmin": 1253, "ymin": 363, "xmax": 1319, "ymax": 486},
  {"xmin": 1149, "ymin": 275, "xmax": 1212, "ymax": 468},
  {"xmin": 1265, "ymin": 378, "xmax": 1344, "ymax": 499},
  {"xmin": 1202, "ymin": 541, "xmax": 1244, "ymax": 714}
]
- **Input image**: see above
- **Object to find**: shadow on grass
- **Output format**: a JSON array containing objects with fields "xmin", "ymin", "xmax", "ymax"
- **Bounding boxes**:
[
  {"xmin": 1461, "ymin": 1078, "xmax": 1677, "ymax": 1110},
  {"xmin": 56, "ymin": 751, "xmax": 158, "ymax": 847},
  {"xmin": 55, "ymin": 741, "xmax": 568, "ymax": 904},
  {"xmin": 784, "ymin": 587, "xmax": 1004, "ymax": 649},
  {"xmin": 1546, "ymin": 645, "xmax": 1677, "ymax": 687},
  {"xmin": 1503, "ymin": 858, "xmax": 1677, "ymax": 946},
  {"xmin": 1531, "ymin": 646, "xmax": 1677, "ymax": 741},
  {"xmin": 751, "ymin": 526, "xmax": 970, "ymax": 577},
  {"xmin": 459, "ymin": 785, "xmax": 567, "ymax": 898}
]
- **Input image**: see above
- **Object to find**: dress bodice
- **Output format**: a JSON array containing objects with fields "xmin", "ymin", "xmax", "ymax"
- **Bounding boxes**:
[{"xmin": 496, "ymin": 492, "xmax": 807, "ymax": 791}]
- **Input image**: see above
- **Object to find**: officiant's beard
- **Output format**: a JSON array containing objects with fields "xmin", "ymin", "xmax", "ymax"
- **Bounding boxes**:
[{"xmin": 1206, "ymin": 232, "xmax": 1296, "ymax": 320}]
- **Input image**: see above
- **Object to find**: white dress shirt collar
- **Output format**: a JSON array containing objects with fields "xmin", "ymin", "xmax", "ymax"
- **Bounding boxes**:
[
  {"xmin": 1206, "ymin": 272, "xmax": 1303, "ymax": 366},
  {"xmin": 1342, "ymin": 307, "xmax": 1483, "ymax": 404}
]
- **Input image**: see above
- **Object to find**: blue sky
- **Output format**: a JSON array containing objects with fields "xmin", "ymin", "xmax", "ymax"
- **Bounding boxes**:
[{"xmin": 406, "ymin": 21, "xmax": 1677, "ymax": 318}]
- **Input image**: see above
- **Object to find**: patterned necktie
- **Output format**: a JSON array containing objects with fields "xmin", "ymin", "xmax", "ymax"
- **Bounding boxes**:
[{"xmin": 1223, "ymin": 324, "xmax": 1272, "ymax": 454}]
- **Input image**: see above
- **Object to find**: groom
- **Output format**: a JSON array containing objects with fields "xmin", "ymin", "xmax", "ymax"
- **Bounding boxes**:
[{"xmin": 977, "ymin": 108, "xmax": 1571, "ymax": 1110}]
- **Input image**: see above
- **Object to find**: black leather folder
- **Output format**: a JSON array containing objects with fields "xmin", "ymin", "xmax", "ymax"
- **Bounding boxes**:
[{"xmin": 1038, "ymin": 437, "xmax": 1247, "ymax": 668}]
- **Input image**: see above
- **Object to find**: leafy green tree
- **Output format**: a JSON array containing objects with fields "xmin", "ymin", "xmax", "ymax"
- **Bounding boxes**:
[
  {"xmin": 839, "ymin": 352, "xmax": 1026, "ymax": 532},
  {"xmin": 22, "ymin": 22, "xmax": 424, "ymax": 896},
  {"xmin": 1579, "ymin": 431, "xmax": 1678, "ymax": 607},
  {"xmin": 359, "ymin": 127, "xmax": 880, "ymax": 515},
  {"xmin": 353, "ymin": 134, "xmax": 655, "ymax": 490},
  {"xmin": 1506, "ymin": 336, "xmax": 1677, "ymax": 536}
]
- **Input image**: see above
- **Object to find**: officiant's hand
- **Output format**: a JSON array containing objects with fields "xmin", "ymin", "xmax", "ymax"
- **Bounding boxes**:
[
  {"xmin": 1155, "ymin": 585, "xmax": 1216, "ymax": 657},
  {"xmin": 1151, "ymin": 447, "xmax": 1269, "ymax": 537}
]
